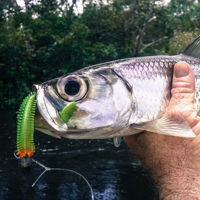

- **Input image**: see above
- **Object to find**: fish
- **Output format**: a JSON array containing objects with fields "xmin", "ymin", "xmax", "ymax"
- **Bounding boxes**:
[{"xmin": 33, "ymin": 35, "xmax": 200, "ymax": 141}]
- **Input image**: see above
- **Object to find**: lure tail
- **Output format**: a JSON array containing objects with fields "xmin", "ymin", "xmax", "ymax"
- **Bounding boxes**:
[
  {"xmin": 17, "ymin": 92, "xmax": 36, "ymax": 158},
  {"xmin": 59, "ymin": 101, "xmax": 77, "ymax": 123}
]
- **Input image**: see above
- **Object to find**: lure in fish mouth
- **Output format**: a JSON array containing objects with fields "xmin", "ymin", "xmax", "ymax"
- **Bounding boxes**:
[
  {"xmin": 34, "ymin": 35, "xmax": 200, "ymax": 140},
  {"xmin": 34, "ymin": 68, "xmax": 133, "ymax": 139}
]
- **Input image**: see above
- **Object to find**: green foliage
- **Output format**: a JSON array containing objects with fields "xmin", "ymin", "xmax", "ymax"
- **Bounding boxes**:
[
  {"xmin": 168, "ymin": 31, "xmax": 200, "ymax": 55},
  {"xmin": 0, "ymin": 0, "xmax": 200, "ymax": 109}
]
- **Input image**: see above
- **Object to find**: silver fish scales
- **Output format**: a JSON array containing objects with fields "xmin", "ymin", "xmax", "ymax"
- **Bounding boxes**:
[{"xmin": 114, "ymin": 55, "xmax": 200, "ymax": 124}]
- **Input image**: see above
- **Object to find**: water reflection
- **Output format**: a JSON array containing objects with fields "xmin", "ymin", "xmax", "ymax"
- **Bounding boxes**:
[{"xmin": 0, "ymin": 111, "xmax": 158, "ymax": 200}]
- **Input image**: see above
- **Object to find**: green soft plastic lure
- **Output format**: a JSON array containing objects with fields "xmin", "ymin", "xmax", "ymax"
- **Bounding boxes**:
[
  {"xmin": 17, "ymin": 92, "xmax": 36, "ymax": 158},
  {"xmin": 59, "ymin": 102, "xmax": 77, "ymax": 123},
  {"xmin": 16, "ymin": 94, "xmax": 76, "ymax": 158}
]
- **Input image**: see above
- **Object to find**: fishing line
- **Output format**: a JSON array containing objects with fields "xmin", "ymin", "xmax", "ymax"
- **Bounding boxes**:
[{"xmin": 14, "ymin": 152, "xmax": 95, "ymax": 200}]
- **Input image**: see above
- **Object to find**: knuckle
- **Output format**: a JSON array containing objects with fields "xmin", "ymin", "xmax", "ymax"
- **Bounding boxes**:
[
  {"xmin": 171, "ymin": 87, "xmax": 193, "ymax": 96},
  {"xmin": 173, "ymin": 81, "xmax": 192, "ymax": 88}
]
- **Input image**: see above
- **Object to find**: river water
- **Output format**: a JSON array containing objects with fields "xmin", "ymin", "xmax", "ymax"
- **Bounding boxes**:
[{"xmin": 0, "ymin": 111, "xmax": 158, "ymax": 200}]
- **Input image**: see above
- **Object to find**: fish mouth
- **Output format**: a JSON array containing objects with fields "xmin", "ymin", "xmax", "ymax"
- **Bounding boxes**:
[
  {"xmin": 35, "ymin": 106, "xmax": 119, "ymax": 139},
  {"xmin": 34, "ymin": 109, "xmax": 62, "ymax": 138},
  {"xmin": 35, "ymin": 109, "xmax": 118, "ymax": 139},
  {"xmin": 34, "ymin": 84, "xmax": 117, "ymax": 139},
  {"xmin": 34, "ymin": 84, "xmax": 68, "ymax": 138}
]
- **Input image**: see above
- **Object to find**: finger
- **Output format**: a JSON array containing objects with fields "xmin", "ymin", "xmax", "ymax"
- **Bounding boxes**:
[
  {"xmin": 171, "ymin": 61, "xmax": 195, "ymax": 95},
  {"xmin": 170, "ymin": 62, "xmax": 195, "ymax": 107},
  {"xmin": 169, "ymin": 62, "xmax": 200, "ymax": 132}
]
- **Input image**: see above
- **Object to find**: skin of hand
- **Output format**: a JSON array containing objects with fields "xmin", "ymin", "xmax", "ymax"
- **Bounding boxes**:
[{"xmin": 124, "ymin": 62, "xmax": 200, "ymax": 200}]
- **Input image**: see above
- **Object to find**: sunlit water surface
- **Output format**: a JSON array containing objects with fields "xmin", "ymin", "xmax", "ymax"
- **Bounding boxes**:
[{"xmin": 0, "ymin": 111, "xmax": 158, "ymax": 200}]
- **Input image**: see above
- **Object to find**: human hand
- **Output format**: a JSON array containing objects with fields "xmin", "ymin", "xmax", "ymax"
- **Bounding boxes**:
[{"xmin": 124, "ymin": 62, "xmax": 200, "ymax": 200}]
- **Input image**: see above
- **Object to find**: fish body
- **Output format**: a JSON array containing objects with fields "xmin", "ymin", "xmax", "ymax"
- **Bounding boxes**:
[{"xmin": 34, "ymin": 36, "xmax": 200, "ymax": 139}]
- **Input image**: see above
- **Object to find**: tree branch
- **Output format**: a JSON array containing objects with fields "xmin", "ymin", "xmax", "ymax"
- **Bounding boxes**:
[
  {"xmin": 140, "ymin": 36, "xmax": 168, "ymax": 53},
  {"xmin": 133, "ymin": 14, "xmax": 156, "ymax": 56}
]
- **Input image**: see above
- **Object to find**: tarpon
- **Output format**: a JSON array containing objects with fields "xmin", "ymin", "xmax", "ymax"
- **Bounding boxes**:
[{"xmin": 34, "ymin": 36, "xmax": 200, "ymax": 142}]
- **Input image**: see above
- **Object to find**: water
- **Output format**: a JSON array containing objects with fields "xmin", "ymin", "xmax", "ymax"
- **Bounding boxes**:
[{"xmin": 0, "ymin": 111, "xmax": 158, "ymax": 200}]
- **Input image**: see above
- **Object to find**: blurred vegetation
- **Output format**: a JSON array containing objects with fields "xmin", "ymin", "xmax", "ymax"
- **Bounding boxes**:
[
  {"xmin": 1, "ymin": 0, "xmax": 200, "ymax": 109},
  {"xmin": 168, "ymin": 31, "xmax": 199, "ymax": 55}
]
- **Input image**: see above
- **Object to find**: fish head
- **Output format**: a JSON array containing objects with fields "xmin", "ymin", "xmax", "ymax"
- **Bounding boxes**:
[{"xmin": 34, "ymin": 67, "xmax": 134, "ymax": 139}]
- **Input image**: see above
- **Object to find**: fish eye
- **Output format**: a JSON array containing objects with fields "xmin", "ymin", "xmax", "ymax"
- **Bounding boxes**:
[
  {"xmin": 57, "ymin": 76, "xmax": 88, "ymax": 101},
  {"xmin": 64, "ymin": 80, "xmax": 80, "ymax": 96}
]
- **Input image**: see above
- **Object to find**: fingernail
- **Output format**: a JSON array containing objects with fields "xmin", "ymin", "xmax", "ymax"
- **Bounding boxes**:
[{"xmin": 174, "ymin": 63, "xmax": 189, "ymax": 78}]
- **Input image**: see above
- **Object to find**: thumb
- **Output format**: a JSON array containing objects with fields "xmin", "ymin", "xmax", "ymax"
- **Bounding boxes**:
[
  {"xmin": 171, "ymin": 61, "xmax": 195, "ymax": 103},
  {"xmin": 168, "ymin": 62, "xmax": 199, "ymax": 130}
]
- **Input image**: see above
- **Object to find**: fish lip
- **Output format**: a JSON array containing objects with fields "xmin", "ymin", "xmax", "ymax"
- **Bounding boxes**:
[
  {"xmin": 35, "ymin": 85, "xmax": 68, "ymax": 134},
  {"xmin": 60, "ymin": 126, "xmax": 123, "ymax": 139}
]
